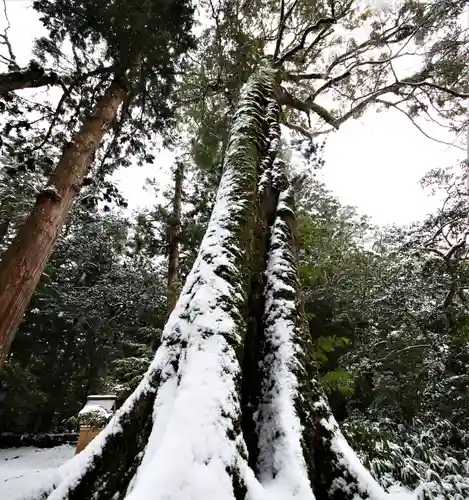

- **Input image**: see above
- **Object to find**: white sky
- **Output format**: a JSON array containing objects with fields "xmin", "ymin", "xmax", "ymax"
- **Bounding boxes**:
[{"xmin": 1, "ymin": 0, "xmax": 465, "ymax": 226}]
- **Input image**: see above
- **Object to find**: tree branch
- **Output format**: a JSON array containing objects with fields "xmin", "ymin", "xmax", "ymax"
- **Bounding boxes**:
[
  {"xmin": 332, "ymin": 83, "xmax": 399, "ymax": 127},
  {"xmin": 273, "ymin": 0, "xmax": 286, "ymax": 61},
  {"xmin": 284, "ymin": 72, "xmax": 326, "ymax": 82},
  {"xmin": 282, "ymin": 120, "xmax": 331, "ymax": 139},
  {"xmin": 277, "ymin": 86, "xmax": 338, "ymax": 129},
  {"xmin": 379, "ymin": 344, "xmax": 431, "ymax": 362},
  {"xmin": 0, "ymin": 0, "xmax": 17, "ymax": 68},
  {"xmin": 374, "ymin": 98, "xmax": 465, "ymax": 150},
  {"xmin": 402, "ymin": 79, "xmax": 469, "ymax": 99},
  {"xmin": 310, "ymin": 69, "xmax": 351, "ymax": 100},
  {"xmin": 30, "ymin": 64, "xmax": 117, "ymax": 151},
  {"xmin": 0, "ymin": 66, "xmax": 64, "ymax": 95},
  {"xmin": 276, "ymin": 17, "xmax": 336, "ymax": 65}
]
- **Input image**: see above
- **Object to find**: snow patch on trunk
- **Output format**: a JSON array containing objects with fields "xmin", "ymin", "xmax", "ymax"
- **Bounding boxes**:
[{"xmin": 255, "ymin": 191, "xmax": 315, "ymax": 500}]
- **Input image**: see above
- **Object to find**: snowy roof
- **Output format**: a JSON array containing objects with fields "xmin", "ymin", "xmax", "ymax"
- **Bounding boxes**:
[{"xmin": 78, "ymin": 404, "xmax": 113, "ymax": 419}]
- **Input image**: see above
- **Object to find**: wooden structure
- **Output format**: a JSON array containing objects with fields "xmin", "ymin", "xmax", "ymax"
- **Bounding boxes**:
[{"xmin": 75, "ymin": 395, "xmax": 116, "ymax": 454}]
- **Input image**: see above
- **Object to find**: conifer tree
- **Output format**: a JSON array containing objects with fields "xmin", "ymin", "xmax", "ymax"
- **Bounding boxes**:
[
  {"xmin": 22, "ymin": 61, "xmax": 387, "ymax": 500},
  {"xmin": 0, "ymin": 0, "xmax": 194, "ymax": 368}
]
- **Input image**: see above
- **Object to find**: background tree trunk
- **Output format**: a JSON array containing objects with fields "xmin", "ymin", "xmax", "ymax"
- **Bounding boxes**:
[
  {"xmin": 166, "ymin": 162, "xmax": 184, "ymax": 314},
  {"xmin": 0, "ymin": 78, "xmax": 127, "ymax": 370}
]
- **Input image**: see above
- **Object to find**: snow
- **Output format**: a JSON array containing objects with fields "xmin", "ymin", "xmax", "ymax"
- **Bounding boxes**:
[
  {"xmin": 0, "ymin": 445, "xmax": 74, "ymax": 499},
  {"xmin": 10, "ymin": 62, "xmax": 421, "ymax": 500},
  {"xmin": 77, "ymin": 404, "xmax": 113, "ymax": 420},
  {"xmin": 121, "ymin": 67, "xmax": 279, "ymax": 500},
  {"xmin": 255, "ymin": 194, "xmax": 315, "ymax": 500},
  {"xmin": 322, "ymin": 414, "xmax": 418, "ymax": 500}
]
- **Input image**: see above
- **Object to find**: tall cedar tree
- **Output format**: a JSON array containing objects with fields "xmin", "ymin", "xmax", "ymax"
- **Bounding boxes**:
[{"xmin": 0, "ymin": 0, "xmax": 194, "ymax": 368}]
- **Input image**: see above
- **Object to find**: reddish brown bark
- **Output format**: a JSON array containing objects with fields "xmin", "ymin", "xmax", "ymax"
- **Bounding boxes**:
[
  {"xmin": 166, "ymin": 162, "xmax": 184, "ymax": 314},
  {"xmin": 0, "ymin": 78, "xmax": 127, "ymax": 370}
]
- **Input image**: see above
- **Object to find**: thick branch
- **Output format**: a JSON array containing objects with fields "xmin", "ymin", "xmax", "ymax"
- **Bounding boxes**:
[
  {"xmin": 273, "ymin": 0, "xmax": 286, "ymax": 61},
  {"xmin": 310, "ymin": 70, "xmax": 351, "ymax": 100},
  {"xmin": 284, "ymin": 72, "xmax": 326, "ymax": 82},
  {"xmin": 402, "ymin": 79, "xmax": 469, "ymax": 99},
  {"xmin": 277, "ymin": 86, "xmax": 338, "ymax": 129},
  {"xmin": 333, "ymin": 83, "xmax": 399, "ymax": 127},
  {"xmin": 0, "ymin": 66, "xmax": 63, "ymax": 95}
]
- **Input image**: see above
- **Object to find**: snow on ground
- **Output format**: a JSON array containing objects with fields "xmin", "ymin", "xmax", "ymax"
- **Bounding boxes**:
[{"xmin": 0, "ymin": 445, "xmax": 74, "ymax": 499}]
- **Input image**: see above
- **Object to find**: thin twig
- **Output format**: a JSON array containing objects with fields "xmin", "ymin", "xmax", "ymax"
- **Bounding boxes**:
[
  {"xmin": 374, "ymin": 98, "xmax": 465, "ymax": 150},
  {"xmin": 1, "ymin": 0, "xmax": 17, "ymax": 68}
]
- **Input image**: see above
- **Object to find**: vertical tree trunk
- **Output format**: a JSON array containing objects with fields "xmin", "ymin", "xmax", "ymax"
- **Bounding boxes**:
[
  {"xmin": 0, "ymin": 78, "xmax": 127, "ymax": 370},
  {"xmin": 20, "ymin": 65, "xmax": 391, "ymax": 500},
  {"xmin": 21, "ymin": 63, "xmax": 278, "ymax": 500},
  {"xmin": 166, "ymin": 162, "xmax": 184, "ymax": 314}
]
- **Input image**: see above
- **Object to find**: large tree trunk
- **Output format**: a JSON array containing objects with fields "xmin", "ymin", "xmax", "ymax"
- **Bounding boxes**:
[
  {"xmin": 166, "ymin": 162, "xmax": 184, "ymax": 314},
  {"xmin": 0, "ymin": 78, "xmax": 126, "ymax": 370},
  {"xmin": 20, "ymin": 65, "xmax": 392, "ymax": 500}
]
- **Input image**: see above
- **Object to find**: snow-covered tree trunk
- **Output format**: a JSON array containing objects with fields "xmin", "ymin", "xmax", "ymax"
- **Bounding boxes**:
[{"xmin": 21, "ymin": 64, "xmax": 393, "ymax": 500}]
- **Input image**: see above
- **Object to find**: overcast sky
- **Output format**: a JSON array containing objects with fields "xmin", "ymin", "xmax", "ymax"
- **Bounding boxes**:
[{"xmin": 1, "ymin": 0, "xmax": 465, "ymax": 226}]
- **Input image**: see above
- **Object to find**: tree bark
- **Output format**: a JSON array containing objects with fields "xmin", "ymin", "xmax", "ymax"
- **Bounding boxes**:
[
  {"xmin": 0, "ymin": 78, "xmax": 127, "ymax": 370},
  {"xmin": 0, "ymin": 66, "xmax": 63, "ymax": 95},
  {"xmin": 166, "ymin": 162, "xmax": 184, "ymax": 314}
]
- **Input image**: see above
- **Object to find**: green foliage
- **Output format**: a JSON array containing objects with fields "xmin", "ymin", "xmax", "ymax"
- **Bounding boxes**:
[
  {"xmin": 344, "ymin": 417, "xmax": 469, "ymax": 499},
  {"xmin": 0, "ymin": 210, "xmax": 166, "ymax": 433},
  {"xmin": 0, "ymin": 362, "xmax": 47, "ymax": 432},
  {"xmin": 0, "ymin": 3, "xmax": 469, "ymax": 498},
  {"xmin": 320, "ymin": 368, "xmax": 354, "ymax": 396}
]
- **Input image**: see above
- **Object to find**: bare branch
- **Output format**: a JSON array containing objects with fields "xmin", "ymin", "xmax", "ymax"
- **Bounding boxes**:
[
  {"xmin": 374, "ymin": 98, "xmax": 465, "ymax": 151},
  {"xmin": 333, "ymin": 83, "xmax": 399, "ymax": 127},
  {"xmin": 301, "ymin": 26, "xmax": 335, "ymax": 62},
  {"xmin": 273, "ymin": 0, "xmax": 286, "ymax": 61},
  {"xmin": 379, "ymin": 344, "xmax": 431, "ymax": 362},
  {"xmin": 282, "ymin": 119, "xmax": 332, "ymax": 139},
  {"xmin": 0, "ymin": 0, "xmax": 17, "ymax": 68},
  {"xmin": 444, "ymin": 237, "xmax": 467, "ymax": 260},
  {"xmin": 310, "ymin": 69, "xmax": 351, "ymax": 100},
  {"xmin": 402, "ymin": 80, "xmax": 469, "ymax": 99},
  {"xmin": 276, "ymin": 17, "xmax": 336, "ymax": 65}
]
